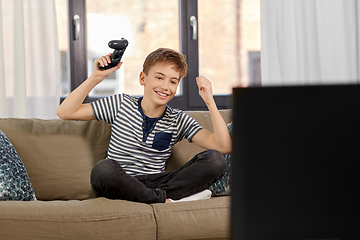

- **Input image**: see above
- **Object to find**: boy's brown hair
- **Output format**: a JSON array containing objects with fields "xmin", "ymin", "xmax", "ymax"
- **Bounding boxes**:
[{"xmin": 142, "ymin": 48, "xmax": 188, "ymax": 79}]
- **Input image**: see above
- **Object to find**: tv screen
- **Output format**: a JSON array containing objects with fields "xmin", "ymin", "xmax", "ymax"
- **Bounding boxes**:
[{"xmin": 231, "ymin": 85, "xmax": 359, "ymax": 240}]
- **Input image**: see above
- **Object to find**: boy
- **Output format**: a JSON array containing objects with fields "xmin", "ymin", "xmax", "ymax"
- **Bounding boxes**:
[{"xmin": 57, "ymin": 48, "xmax": 231, "ymax": 203}]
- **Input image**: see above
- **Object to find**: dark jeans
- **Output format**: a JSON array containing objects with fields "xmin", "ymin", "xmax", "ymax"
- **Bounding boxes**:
[{"xmin": 90, "ymin": 149, "xmax": 226, "ymax": 204}]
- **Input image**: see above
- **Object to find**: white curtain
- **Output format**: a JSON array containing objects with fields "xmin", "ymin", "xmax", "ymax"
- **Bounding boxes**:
[
  {"xmin": 261, "ymin": 0, "xmax": 360, "ymax": 86},
  {"xmin": 0, "ymin": 0, "xmax": 59, "ymax": 119}
]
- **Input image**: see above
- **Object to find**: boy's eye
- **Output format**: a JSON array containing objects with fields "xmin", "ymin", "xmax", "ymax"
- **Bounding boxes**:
[
  {"xmin": 171, "ymin": 81, "xmax": 178, "ymax": 85},
  {"xmin": 156, "ymin": 76, "xmax": 163, "ymax": 80}
]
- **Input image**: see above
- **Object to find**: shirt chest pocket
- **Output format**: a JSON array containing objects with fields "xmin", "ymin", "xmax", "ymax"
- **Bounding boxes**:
[{"xmin": 152, "ymin": 132, "xmax": 172, "ymax": 151}]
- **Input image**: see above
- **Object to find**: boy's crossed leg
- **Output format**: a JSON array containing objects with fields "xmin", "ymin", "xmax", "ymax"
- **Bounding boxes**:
[{"xmin": 90, "ymin": 150, "xmax": 226, "ymax": 204}]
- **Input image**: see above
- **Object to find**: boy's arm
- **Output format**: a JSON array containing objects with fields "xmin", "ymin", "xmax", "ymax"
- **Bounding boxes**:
[
  {"xmin": 56, "ymin": 54, "xmax": 122, "ymax": 121},
  {"xmin": 191, "ymin": 75, "xmax": 232, "ymax": 154}
]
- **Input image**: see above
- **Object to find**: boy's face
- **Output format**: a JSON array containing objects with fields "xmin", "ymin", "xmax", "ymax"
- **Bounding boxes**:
[{"xmin": 140, "ymin": 62, "xmax": 180, "ymax": 107}]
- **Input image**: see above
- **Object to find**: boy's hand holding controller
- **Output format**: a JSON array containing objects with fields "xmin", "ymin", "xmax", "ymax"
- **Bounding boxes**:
[
  {"xmin": 92, "ymin": 53, "xmax": 122, "ymax": 83},
  {"xmin": 98, "ymin": 39, "xmax": 128, "ymax": 70},
  {"xmin": 92, "ymin": 38, "xmax": 128, "ymax": 83},
  {"xmin": 56, "ymin": 39, "xmax": 127, "ymax": 121}
]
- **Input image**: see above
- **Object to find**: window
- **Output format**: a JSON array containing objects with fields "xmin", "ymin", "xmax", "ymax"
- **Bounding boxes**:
[{"xmin": 56, "ymin": 0, "xmax": 261, "ymax": 110}]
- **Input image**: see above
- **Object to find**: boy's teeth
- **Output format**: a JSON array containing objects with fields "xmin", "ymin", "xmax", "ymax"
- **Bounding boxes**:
[{"xmin": 157, "ymin": 92, "xmax": 167, "ymax": 97}]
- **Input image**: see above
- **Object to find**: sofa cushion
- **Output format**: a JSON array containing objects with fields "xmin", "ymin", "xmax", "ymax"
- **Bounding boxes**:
[
  {"xmin": 152, "ymin": 196, "xmax": 230, "ymax": 240},
  {"xmin": 0, "ymin": 130, "xmax": 36, "ymax": 201},
  {"xmin": 0, "ymin": 119, "xmax": 111, "ymax": 200},
  {"xmin": 0, "ymin": 198, "xmax": 156, "ymax": 240}
]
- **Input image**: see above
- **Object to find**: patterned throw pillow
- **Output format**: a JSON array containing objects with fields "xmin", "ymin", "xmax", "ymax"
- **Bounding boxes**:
[
  {"xmin": 0, "ymin": 130, "xmax": 36, "ymax": 201},
  {"xmin": 209, "ymin": 122, "xmax": 232, "ymax": 196}
]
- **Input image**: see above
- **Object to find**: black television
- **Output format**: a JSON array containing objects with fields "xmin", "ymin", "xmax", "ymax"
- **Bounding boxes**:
[{"xmin": 231, "ymin": 84, "xmax": 359, "ymax": 240}]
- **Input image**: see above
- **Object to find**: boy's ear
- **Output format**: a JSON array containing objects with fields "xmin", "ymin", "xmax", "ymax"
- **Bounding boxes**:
[{"xmin": 139, "ymin": 72, "xmax": 145, "ymax": 86}]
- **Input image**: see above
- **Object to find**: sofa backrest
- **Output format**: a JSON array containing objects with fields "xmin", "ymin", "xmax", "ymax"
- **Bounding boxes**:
[{"xmin": 0, "ymin": 109, "xmax": 231, "ymax": 201}]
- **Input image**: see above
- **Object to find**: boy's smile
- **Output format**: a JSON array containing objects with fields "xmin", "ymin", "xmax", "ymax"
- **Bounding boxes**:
[{"xmin": 140, "ymin": 62, "xmax": 180, "ymax": 117}]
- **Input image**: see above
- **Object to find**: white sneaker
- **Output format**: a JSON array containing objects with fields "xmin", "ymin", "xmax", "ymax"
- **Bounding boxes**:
[{"xmin": 170, "ymin": 189, "xmax": 212, "ymax": 202}]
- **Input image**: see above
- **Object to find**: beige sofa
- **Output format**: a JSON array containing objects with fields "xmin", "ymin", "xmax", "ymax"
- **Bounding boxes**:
[{"xmin": 0, "ymin": 110, "xmax": 231, "ymax": 240}]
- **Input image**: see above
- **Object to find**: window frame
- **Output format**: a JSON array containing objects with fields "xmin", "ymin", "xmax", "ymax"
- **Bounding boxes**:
[
  {"xmin": 65, "ymin": 0, "xmax": 231, "ymax": 109},
  {"xmin": 68, "ymin": 0, "xmax": 89, "ymax": 101}
]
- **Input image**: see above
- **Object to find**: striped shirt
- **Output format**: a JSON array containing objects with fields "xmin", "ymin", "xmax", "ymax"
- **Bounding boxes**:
[{"xmin": 91, "ymin": 93, "xmax": 203, "ymax": 176}]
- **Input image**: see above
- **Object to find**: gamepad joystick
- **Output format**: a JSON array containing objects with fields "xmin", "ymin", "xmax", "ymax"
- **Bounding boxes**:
[{"xmin": 98, "ymin": 38, "xmax": 128, "ymax": 70}]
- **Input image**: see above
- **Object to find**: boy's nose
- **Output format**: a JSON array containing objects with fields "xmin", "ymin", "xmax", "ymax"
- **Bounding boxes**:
[{"xmin": 161, "ymin": 80, "xmax": 169, "ymax": 90}]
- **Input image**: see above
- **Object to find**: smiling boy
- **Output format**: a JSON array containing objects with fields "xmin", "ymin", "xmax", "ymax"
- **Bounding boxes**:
[{"xmin": 57, "ymin": 48, "xmax": 231, "ymax": 203}]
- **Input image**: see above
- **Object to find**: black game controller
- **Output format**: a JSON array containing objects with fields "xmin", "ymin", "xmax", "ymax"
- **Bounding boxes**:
[{"xmin": 98, "ymin": 38, "xmax": 128, "ymax": 70}]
